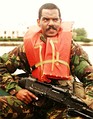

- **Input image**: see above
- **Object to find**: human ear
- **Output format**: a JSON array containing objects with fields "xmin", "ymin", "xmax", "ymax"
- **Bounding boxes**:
[{"xmin": 37, "ymin": 19, "xmax": 40, "ymax": 27}]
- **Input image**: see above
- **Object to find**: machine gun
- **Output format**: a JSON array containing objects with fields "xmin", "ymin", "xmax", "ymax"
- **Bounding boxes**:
[{"xmin": 18, "ymin": 77, "xmax": 93, "ymax": 119}]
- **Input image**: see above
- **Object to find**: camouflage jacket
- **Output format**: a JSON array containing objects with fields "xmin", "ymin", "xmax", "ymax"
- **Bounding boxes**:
[{"xmin": 0, "ymin": 38, "xmax": 93, "ymax": 95}]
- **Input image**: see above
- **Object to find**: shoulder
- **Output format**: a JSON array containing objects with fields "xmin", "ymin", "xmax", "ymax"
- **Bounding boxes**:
[
  {"xmin": 71, "ymin": 40, "xmax": 85, "ymax": 53},
  {"xmin": 8, "ymin": 43, "xmax": 25, "ymax": 56},
  {"xmin": 71, "ymin": 40, "xmax": 89, "ymax": 59}
]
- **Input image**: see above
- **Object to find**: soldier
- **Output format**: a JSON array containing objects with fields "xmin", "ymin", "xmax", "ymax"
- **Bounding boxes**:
[{"xmin": 0, "ymin": 2, "xmax": 93, "ymax": 119}]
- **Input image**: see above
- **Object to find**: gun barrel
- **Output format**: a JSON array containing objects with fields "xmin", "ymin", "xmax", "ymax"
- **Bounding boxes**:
[{"xmin": 68, "ymin": 109, "xmax": 93, "ymax": 119}]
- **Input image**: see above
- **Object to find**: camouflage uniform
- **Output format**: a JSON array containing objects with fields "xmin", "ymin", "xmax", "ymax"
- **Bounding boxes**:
[{"xmin": 0, "ymin": 35, "xmax": 93, "ymax": 119}]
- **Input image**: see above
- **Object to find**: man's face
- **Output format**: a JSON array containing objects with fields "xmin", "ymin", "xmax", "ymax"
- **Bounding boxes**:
[{"xmin": 37, "ymin": 9, "xmax": 62, "ymax": 37}]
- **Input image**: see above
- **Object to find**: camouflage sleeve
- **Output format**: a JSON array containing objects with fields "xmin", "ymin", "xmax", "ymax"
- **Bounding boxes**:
[
  {"xmin": 70, "ymin": 41, "xmax": 93, "ymax": 85},
  {"xmin": 0, "ymin": 44, "xmax": 30, "ymax": 95}
]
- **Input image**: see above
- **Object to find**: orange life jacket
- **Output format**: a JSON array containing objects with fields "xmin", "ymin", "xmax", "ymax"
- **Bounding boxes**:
[{"xmin": 24, "ymin": 26, "xmax": 72, "ymax": 82}]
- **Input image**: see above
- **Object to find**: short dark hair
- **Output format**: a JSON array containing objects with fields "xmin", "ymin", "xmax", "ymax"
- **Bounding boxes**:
[{"xmin": 38, "ymin": 3, "xmax": 61, "ymax": 19}]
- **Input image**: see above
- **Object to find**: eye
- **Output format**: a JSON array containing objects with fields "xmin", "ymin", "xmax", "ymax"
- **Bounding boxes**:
[
  {"xmin": 43, "ymin": 18, "xmax": 49, "ymax": 22},
  {"xmin": 53, "ymin": 18, "xmax": 59, "ymax": 22}
]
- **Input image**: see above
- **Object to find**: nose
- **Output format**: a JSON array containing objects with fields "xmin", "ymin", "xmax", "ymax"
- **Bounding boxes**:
[{"xmin": 48, "ymin": 19, "xmax": 54, "ymax": 25}]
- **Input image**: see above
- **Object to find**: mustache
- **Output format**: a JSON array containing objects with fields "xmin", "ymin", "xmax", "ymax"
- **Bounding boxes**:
[{"xmin": 46, "ymin": 25, "xmax": 57, "ymax": 31}]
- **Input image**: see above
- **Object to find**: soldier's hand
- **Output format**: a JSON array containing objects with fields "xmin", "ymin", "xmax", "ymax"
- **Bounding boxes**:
[{"xmin": 16, "ymin": 89, "xmax": 38, "ymax": 104}]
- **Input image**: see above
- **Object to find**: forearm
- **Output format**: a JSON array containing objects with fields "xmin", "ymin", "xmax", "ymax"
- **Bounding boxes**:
[
  {"xmin": 0, "ymin": 71, "xmax": 22, "ymax": 94},
  {"xmin": 0, "ymin": 45, "xmax": 26, "ymax": 95}
]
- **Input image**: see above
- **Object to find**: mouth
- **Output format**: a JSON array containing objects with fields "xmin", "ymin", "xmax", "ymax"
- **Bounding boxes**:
[
  {"xmin": 48, "ymin": 28, "xmax": 56, "ymax": 32},
  {"xmin": 45, "ymin": 26, "xmax": 58, "ymax": 36},
  {"xmin": 46, "ymin": 29, "xmax": 57, "ymax": 37},
  {"xmin": 47, "ymin": 28, "xmax": 57, "ymax": 34},
  {"xmin": 46, "ymin": 26, "xmax": 57, "ymax": 31},
  {"xmin": 46, "ymin": 28, "xmax": 57, "ymax": 34}
]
